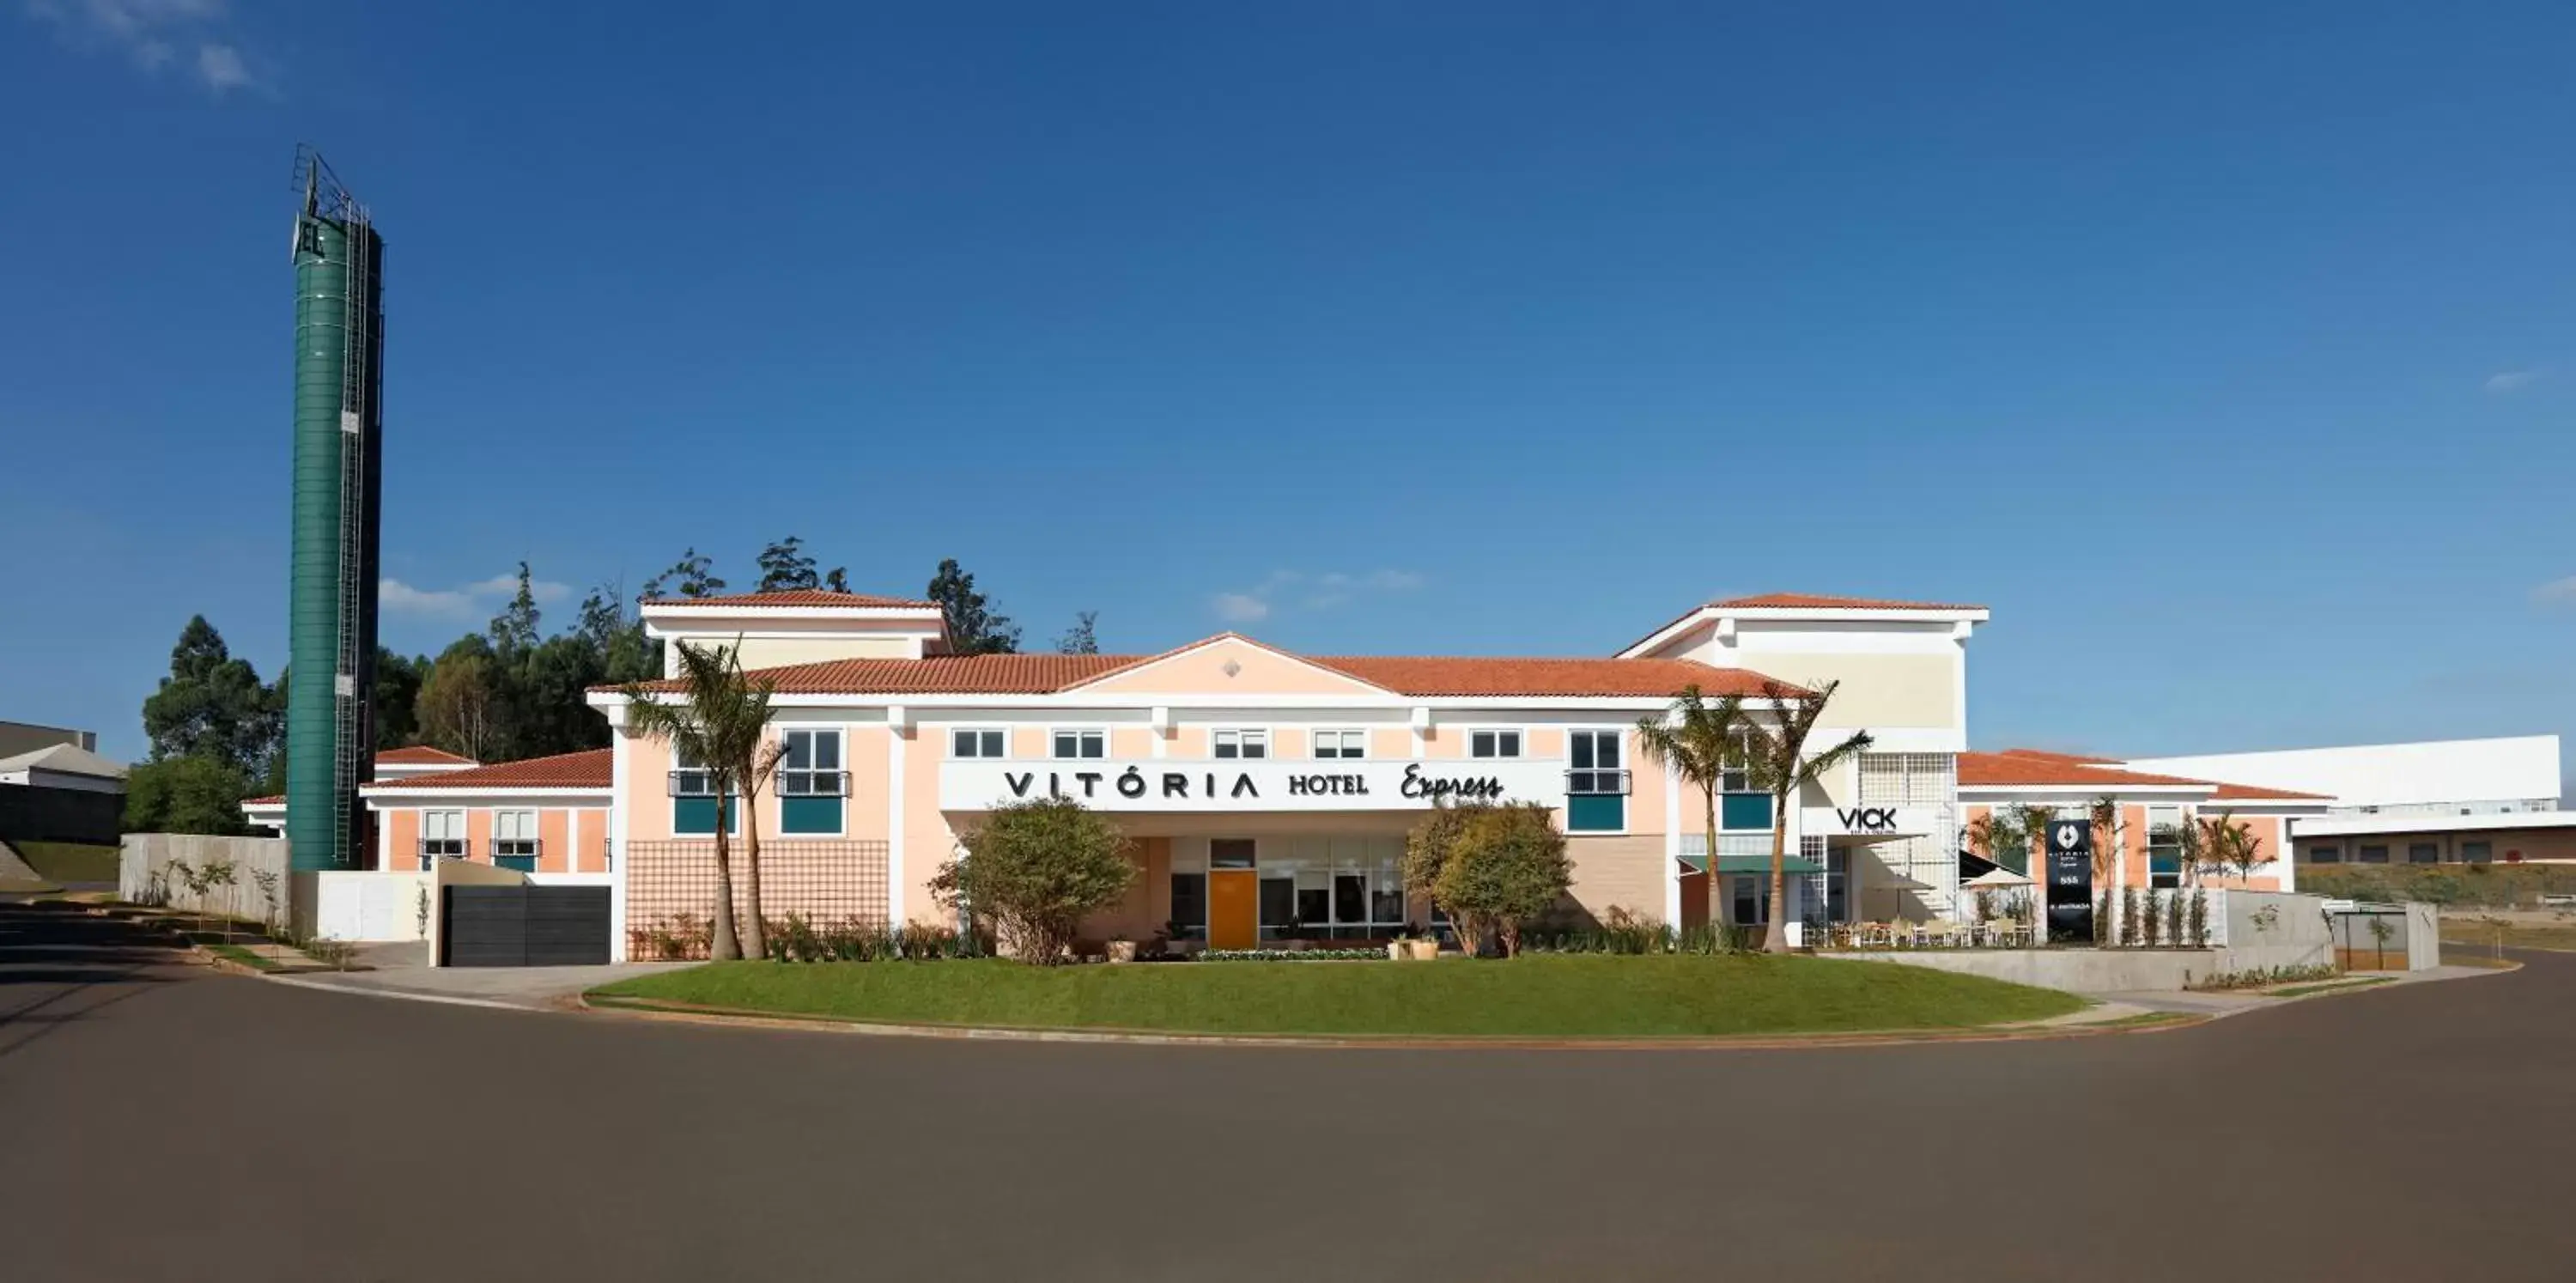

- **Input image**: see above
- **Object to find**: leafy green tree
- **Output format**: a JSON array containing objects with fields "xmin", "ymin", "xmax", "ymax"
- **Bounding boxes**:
[
  {"xmin": 927, "ymin": 558, "xmax": 1019, "ymax": 654},
  {"xmin": 514, "ymin": 634, "xmax": 612, "ymax": 755},
  {"xmin": 1634, "ymin": 684, "xmax": 1751, "ymax": 928},
  {"xmin": 930, "ymin": 798, "xmax": 1133, "ymax": 965},
  {"xmin": 123, "ymin": 755, "xmax": 254, "ymax": 836},
  {"xmin": 823, "ymin": 567, "xmax": 850, "ymax": 593},
  {"xmin": 417, "ymin": 642, "xmax": 500, "ymax": 762},
  {"xmin": 372, "ymin": 648, "xmax": 428, "ymax": 748},
  {"xmin": 618, "ymin": 641, "xmax": 780, "ymax": 962},
  {"xmin": 1400, "ymin": 803, "xmax": 1570, "ymax": 957},
  {"xmin": 1055, "ymin": 610, "xmax": 1100, "ymax": 655},
  {"xmin": 578, "ymin": 585, "xmax": 660, "ymax": 685},
  {"xmin": 1745, "ymin": 678, "xmax": 1874, "ymax": 953},
  {"xmin": 488, "ymin": 562, "xmax": 542, "ymax": 655},
  {"xmin": 641, "ymin": 547, "xmax": 725, "ymax": 599},
  {"xmin": 756, "ymin": 535, "xmax": 827, "ymax": 593},
  {"xmin": 141, "ymin": 617, "xmax": 281, "ymax": 776}
]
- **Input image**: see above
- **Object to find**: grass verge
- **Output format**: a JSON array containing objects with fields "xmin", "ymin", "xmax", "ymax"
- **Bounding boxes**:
[
  {"xmin": 11, "ymin": 842, "xmax": 120, "ymax": 884},
  {"xmin": 593, "ymin": 954, "xmax": 2086, "ymax": 1039},
  {"xmin": 206, "ymin": 942, "xmax": 282, "ymax": 973},
  {"xmin": 2444, "ymin": 923, "xmax": 2576, "ymax": 952}
]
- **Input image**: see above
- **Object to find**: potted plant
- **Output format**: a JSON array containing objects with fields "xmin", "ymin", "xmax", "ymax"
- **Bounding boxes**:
[
  {"xmin": 1157, "ymin": 918, "xmax": 1200, "ymax": 959},
  {"xmin": 1390, "ymin": 922, "xmax": 1440, "ymax": 962},
  {"xmin": 1105, "ymin": 937, "xmax": 1139, "ymax": 964}
]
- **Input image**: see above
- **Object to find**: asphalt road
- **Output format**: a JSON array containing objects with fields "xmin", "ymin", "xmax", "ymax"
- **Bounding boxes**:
[{"xmin": 3, "ymin": 903, "xmax": 2568, "ymax": 1282}]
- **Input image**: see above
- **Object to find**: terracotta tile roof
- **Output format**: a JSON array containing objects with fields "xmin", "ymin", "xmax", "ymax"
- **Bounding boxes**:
[
  {"xmin": 1996, "ymin": 748, "xmax": 2123, "ymax": 766},
  {"xmin": 366, "ymin": 748, "xmax": 613, "ymax": 791},
  {"xmin": 2208, "ymin": 781, "xmax": 2335, "ymax": 802},
  {"xmin": 376, "ymin": 745, "xmax": 475, "ymax": 766},
  {"xmin": 617, "ymin": 649, "xmax": 1801, "ymax": 699},
  {"xmin": 1958, "ymin": 751, "xmax": 2216, "ymax": 790},
  {"xmin": 1710, "ymin": 593, "xmax": 1987, "ymax": 612},
  {"xmin": 1316, "ymin": 656, "xmax": 1800, "ymax": 698},
  {"xmin": 641, "ymin": 590, "xmax": 936, "ymax": 610},
  {"xmin": 241, "ymin": 794, "xmax": 283, "ymax": 806}
]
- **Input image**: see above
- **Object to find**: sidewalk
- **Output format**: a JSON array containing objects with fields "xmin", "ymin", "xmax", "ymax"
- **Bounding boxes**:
[
  {"xmin": 2092, "ymin": 963, "xmax": 2499, "ymax": 1016},
  {"xmin": 271, "ymin": 944, "xmax": 698, "ymax": 1010}
]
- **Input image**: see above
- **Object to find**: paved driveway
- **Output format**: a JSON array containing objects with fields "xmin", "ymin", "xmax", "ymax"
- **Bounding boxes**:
[{"xmin": 2, "ymin": 902, "xmax": 2569, "ymax": 1281}]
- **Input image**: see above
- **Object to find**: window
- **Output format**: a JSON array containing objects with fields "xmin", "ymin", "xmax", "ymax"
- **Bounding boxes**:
[
  {"xmin": 1168, "ymin": 873, "xmax": 1206, "ymax": 939},
  {"xmin": 951, "ymin": 728, "xmax": 1006, "ymax": 758},
  {"xmin": 1730, "ymin": 875, "xmax": 1766, "ymax": 926},
  {"xmin": 1212, "ymin": 728, "xmax": 1268, "ymax": 759},
  {"xmin": 2357, "ymin": 844, "xmax": 2390, "ymax": 865},
  {"xmin": 1211, "ymin": 838, "xmax": 1256, "ymax": 870},
  {"xmin": 2463, "ymin": 841, "xmax": 2493, "ymax": 865},
  {"xmin": 2146, "ymin": 805, "xmax": 2184, "ymax": 890},
  {"xmin": 420, "ymin": 810, "xmax": 465, "ymax": 869},
  {"xmin": 492, "ymin": 811, "xmax": 539, "ymax": 873},
  {"xmin": 1859, "ymin": 753, "xmax": 1955, "ymax": 805},
  {"xmin": 2408, "ymin": 842, "xmax": 2440, "ymax": 865},
  {"xmin": 2309, "ymin": 844, "xmax": 2342, "ymax": 864},
  {"xmin": 670, "ymin": 745, "xmax": 737, "ymax": 836},
  {"xmin": 1052, "ymin": 729, "xmax": 1104, "ymax": 760},
  {"xmin": 1469, "ymin": 729, "xmax": 1522, "ymax": 759},
  {"xmin": 1824, "ymin": 844, "xmax": 1850, "ymax": 924},
  {"xmin": 1567, "ymin": 730, "xmax": 1628, "ymax": 831},
  {"xmin": 1311, "ymin": 729, "xmax": 1366, "ymax": 760},
  {"xmin": 781, "ymin": 728, "xmax": 846, "ymax": 835},
  {"xmin": 1252, "ymin": 836, "xmax": 1408, "ymax": 940}
]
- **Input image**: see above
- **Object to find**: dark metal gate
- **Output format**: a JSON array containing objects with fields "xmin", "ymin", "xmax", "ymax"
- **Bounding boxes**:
[{"xmin": 440, "ymin": 886, "xmax": 611, "ymax": 967}]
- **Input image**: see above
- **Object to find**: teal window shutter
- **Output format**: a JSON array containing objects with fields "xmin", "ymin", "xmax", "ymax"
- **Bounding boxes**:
[
  {"xmin": 1721, "ymin": 793, "xmax": 1772, "ymax": 830},
  {"xmin": 781, "ymin": 796, "xmax": 842, "ymax": 835},
  {"xmin": 1567, "ymin": 794, "xmax": 1625, "ymax": 832}
]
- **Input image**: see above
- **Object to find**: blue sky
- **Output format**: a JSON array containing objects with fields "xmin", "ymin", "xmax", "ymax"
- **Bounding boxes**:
[{"xmin": 3, "ymin": 2, "xmax": 2572, "ymax": 774}]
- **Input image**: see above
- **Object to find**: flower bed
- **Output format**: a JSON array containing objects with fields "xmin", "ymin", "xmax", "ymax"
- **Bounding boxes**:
[{"xmin": 1199, "ymin": 947, "xmax": 1386, "ymax": 963}]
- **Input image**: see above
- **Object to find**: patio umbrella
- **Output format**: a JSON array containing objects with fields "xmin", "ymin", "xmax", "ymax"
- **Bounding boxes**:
[{"xmin": 1963, "ymin": 868, "xmax": 2034, "ymax": 890}]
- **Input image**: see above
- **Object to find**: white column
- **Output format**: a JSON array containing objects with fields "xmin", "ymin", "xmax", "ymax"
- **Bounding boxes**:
[
  {"xmin": 608, "ymin": 719, "xmax": 631, "ymax": 961},
  {"xmin": 1662, "ymin": 758, "xmax": 1683, "ymax": 928}
]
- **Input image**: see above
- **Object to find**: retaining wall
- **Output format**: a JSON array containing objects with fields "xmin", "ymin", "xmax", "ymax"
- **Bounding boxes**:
[
  {"xmin": 119, "ymin": 834, "xmax": 293, "ymax": 923},
  {"xmin": 1847, "ymin": 948, "xmax": 2224, "ymax": 993}
]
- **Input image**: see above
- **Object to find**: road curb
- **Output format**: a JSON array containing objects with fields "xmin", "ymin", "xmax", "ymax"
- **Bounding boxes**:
[
  {"xmin": 259, "ymin": 972, "xmax": 559, "ymax": 1013},
  {"xmin": 572, "ymin": 992, "xmax": 2207, "ymax": 1052}
]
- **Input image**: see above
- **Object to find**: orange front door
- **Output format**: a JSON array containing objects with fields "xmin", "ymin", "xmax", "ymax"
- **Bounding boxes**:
[{"xmin": 1208, "ymin": 870, "xmax": 1258, "ymax": 950}]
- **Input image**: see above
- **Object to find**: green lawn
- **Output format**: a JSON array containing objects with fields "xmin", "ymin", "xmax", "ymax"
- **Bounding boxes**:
[
  {"xmin": 592, "ymin": 954, "xmax": 2086, "ymax": 1038},
  {"xmin": 11, "ymin": 842, "xmax": 121, "ymax": 884}
]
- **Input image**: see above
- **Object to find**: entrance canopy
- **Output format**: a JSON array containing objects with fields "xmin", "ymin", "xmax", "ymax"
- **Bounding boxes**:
[{"xmin": 1680, "ymin": 853, "xmax": 1824, "ymax": 876}]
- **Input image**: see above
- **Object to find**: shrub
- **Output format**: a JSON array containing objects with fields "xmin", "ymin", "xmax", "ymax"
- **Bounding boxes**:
[
  {"xmin": 2166, "ymin": 887, "xmax": 2185, "ymax": 946},
  {"xmin": 1401, "ymin": 803, "xmax": 1571, "ymax": 958},
  {"xmin": 2188, "ymin": 963, "xmax": 2338, "ymax": 992},
  {"xmin": 2122, "ymin": 886, "xmax": 2142, "ymax": 947},
  {"xmin": 931, "ymin": 798, "xmax": 1134, "ymax": 966},
  {"xmin": 2187, "ymin": 888, "xmax": 2208, "ymax": 947},
  {"xmin": 2139, "ymin": 889, "xmax": 2161, "ymax": 947}
]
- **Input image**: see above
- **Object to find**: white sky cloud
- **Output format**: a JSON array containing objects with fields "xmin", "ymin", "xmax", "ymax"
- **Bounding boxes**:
[
  {"xmin": 2530, "ymin": 576, "xmax": 2576, "ymax": 607},
  {"xmin": 1211, "ymin": 569, "xmax": 1423, "ymax": 625},
  {"xmin": 381, "ymin": 572, "xmax": 574, "ymax": 620},
  {"xmin": 25, "ymin": 0, "xmax": 265, "ymax": 95},
  {"xmin": 2485, "ymin": 369, "xmax": 2541, "ymax": 393}
]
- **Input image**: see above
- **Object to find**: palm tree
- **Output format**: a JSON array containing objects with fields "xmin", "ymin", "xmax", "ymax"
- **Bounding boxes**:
[
  {"xmin": 618, "ymin": 640, "xmax": 779, "ymax": 961},
  {"xmin": 1634, "ymin": 684, "xmax": 1752, "ymax": 930},
  {"xmin": 2089, "ymin": 796, "xmax": 2126, "ymax": 944},
  {"xmin": 1745, "ymin": 679, "xmax": 1873, "ymax": 954}
]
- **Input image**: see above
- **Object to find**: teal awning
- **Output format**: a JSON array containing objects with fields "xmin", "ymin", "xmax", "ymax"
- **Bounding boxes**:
[{"xmin": 1680, "ymin": 854, "xmax": 1823, "ymax": 876}]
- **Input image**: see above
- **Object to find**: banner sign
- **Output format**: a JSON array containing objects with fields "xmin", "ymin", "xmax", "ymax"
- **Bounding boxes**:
[
  {"xmin": 2044, "ymin": 818, "xmax": 2094, "ymax": 945},
  {"xmin": 939, "ymin": 758, "xmax": 1569, "ymax": 814}
]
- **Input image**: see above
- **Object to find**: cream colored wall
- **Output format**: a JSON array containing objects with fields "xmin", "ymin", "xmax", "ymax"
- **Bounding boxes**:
[
  {"xmin": 1741, "ymin": 653, "xmax": 1960, "ymax": 728},
  {"xmin": 722, "ymin": 635, "xmax": 915, "ymax": 670}
]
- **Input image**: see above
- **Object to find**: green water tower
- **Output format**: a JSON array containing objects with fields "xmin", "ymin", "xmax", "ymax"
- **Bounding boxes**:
[{"xmin": 285, "ymin": 148, "xmax": 383, "ymax": 871}]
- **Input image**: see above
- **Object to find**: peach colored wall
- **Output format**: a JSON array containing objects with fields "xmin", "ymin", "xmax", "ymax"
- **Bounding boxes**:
[
  {"xmin": 1628, "ymin": 732, "xmax": 1667, "ymax": 837},
  {"xmin": 1011, "ymin": 727, "xmax": 1048, "ymax": 758},
  {"xmin": 1078, "ymin": 641, "xmax": 1379, "ymax": 697},
  {"xmin": 903, "ymin": 728, "xmax": 952, "ymax": 927},
  {"xmin": 1370, "ymin": 728, "xmax": 1412, "ymax": 759},
  {"xmin": 1110, "ymin": 727, "xmax": 1154, "ymax": 757},
  {"xmin": 1169, "ymin": 726, "xmax": 1208, "ymax": 757},
  {"xmin": 1527, "ymin": 728, "xmax": 1566, "ymax": 757},
  {"xmin": 467, "ymin": 809, "xmax": 493, "ymax": 863},
  {"xmin": 839, "ymin": 724, "xmax": 889, "ymax": 843},
  {"xmin": 539, "ymin": 810, "xmax": 569, "ymax": 873},
  {"xmin": 1421, "ymin": 727, "xmax": 1460, "ymax": 758},
  {"xmin": 386, "ymin": 809, "xmax": 419, "ymax": 869},
  {"xmin": 623, "ymin": 733, "xmax": 678, "ymax": 842},
  {"xmin": 1559, "ymin": 835, "xmax": 1667, "ymax": 926}
]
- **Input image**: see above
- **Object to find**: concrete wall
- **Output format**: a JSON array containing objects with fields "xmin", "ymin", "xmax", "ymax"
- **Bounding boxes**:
[
  {"xmin": 2214, "ymin": 889, "xmax": 2336, "ymax": 972},
  {"xmin": 1848, "ymin": 948, "xmax": 2223, "ymax": 993},
  {"xmin": 301, "ymin": 871, "xmax": 432, "ymax": 942},
  {"xmin": 120, "ymin": 834, "xmax": 293, "ymax": 922}
]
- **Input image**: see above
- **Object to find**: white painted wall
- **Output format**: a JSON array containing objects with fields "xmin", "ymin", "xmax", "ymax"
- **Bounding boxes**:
[
  {"xmin": 2124, "ymin": 736, "xmax": 2561, "ymax": 811},
  {"xmin": 310, "ymin": 872, "xmax": 432, "ymax": 942}
]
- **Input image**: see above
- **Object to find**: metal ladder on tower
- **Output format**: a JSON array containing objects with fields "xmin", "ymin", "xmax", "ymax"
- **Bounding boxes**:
[{"xmin": 330, "ymin": 202, "xmax": 373, "ymax": 869}]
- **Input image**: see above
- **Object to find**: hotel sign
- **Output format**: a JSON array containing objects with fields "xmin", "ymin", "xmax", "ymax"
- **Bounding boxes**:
[
  {"xmin": 1802, "ymin": 806, "xmax": 1940, "ymax": 837},
  {"xmin": 2044, "ymin": 819, "xmax": 2094, "ymax": 945},
  {"xmin": 939, "ymin": 758, "xmax": 1568, "ymax": 813}
]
